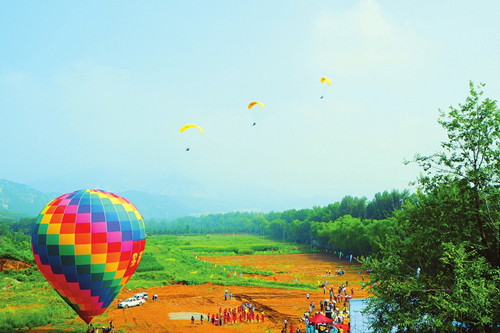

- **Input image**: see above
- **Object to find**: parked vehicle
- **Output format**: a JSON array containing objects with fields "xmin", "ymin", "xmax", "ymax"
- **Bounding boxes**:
[
  {"xmin": 133, "ymin": 292, "xmax": 148, "ymax": 300},
  {"xmin": 118, "ymin": 297, "xmax": 145, "ymax": 309}
]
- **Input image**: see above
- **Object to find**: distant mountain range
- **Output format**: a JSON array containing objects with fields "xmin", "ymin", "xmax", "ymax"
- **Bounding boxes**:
[
  {"xmin": 0, "ymin": 172, "xmax": 334, "ymax": 220},
  {"xmin": 0, "ymin": 179, "xmax": 56, "ymax": 217}
]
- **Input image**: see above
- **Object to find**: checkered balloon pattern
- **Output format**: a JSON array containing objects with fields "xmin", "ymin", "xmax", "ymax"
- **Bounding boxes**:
[{"xmin": 31, "ymin": 189, "xmax": 146, "ymax": 324}]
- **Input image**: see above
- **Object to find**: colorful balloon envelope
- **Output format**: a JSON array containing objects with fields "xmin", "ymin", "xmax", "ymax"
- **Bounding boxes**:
[{"xmin": 31, "ymin": 189, "xmax": 146, "ymax": 324}]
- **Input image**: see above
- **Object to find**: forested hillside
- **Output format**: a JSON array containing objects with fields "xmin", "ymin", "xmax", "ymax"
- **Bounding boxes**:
[
  {"xmin": 146, "ymin": 189, "xmax": 411, "ymax": 257},
  {"xmin": 0, "ymin": 188, "xmax": 409, "ymax": 267}
]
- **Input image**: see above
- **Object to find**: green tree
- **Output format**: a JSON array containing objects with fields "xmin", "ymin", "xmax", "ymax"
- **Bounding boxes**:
[
  {"xmin": 366, "ymin": 190, "xmax": 410, "ymax": 220},
  {"xmin": 321, "ymin": 203, "xmax": 341, "ymax": 222},
  {"xmin": 413, "ymin": 81, "xmax": 500, "ymax": 265},
  {"xmin": 366, "ymin": 82, "xmax": 500, "ymax": 332},
  {"xmin": 339, "ymin": 196, "xmax": 367, "ymax": 219},
  {"xmin": 364, "ymin": 218, "xmax": 399, "ymax": 254}
]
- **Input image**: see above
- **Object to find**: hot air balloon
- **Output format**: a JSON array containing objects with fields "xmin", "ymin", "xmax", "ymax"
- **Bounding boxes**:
[
  {"xmin": 31, "ymin": 189, "xmax": 146, "ymax": 324},
  {"xmin": 320, "ymin": 77, "xmax": 331, "ymax": 85}
]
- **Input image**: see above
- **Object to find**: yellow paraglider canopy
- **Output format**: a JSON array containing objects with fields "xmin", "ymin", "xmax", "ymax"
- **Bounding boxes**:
[
  {"xmin": 248, "ymin": 101, "xmax": 264, "ymax": 110},
  {"xmin": 320, "ymin": 77, "xmax": 331, "ymax": 86},
  {"xmin": 180, "ymin": 124, "xmax": 203, "ymax": 134}
]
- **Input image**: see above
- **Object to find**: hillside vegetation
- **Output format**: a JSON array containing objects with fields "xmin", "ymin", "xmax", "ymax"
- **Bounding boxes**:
[{"xmin": 145, "ymin": 189, "xmax": 410, "ymax": 257}]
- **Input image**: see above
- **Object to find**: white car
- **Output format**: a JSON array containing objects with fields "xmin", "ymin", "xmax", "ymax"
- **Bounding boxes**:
[
  {"xmin": 133, "ymin": 292, "xmax": 148, "ymax": 300},
  {"xmin": 118, "ymin": 297, "xmax": 145, "ymax": 309}
]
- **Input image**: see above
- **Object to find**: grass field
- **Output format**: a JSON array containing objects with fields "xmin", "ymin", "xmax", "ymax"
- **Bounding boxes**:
[
  {"xmin": 127, "ymin": 234, "xmax": 318, "ymax": 290},
  {"xmin": 1, "ymin": 234, "xmax": 328, "ymax": 332}
]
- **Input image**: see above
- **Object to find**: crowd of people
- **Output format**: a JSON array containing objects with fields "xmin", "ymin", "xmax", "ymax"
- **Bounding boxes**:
[
  {"xmin": 196, "ymin": 300, "xmax": 266, "ymax": 326},
  {"xmin": 192, "ymin": 274, "xmax": 359, "ymax": 332},
  {"xmin": 100, "ymin": 266, "xmax": 366, "ymax": 332},
  {"xmin": 301, "ymin": 283, "xmax": 354, "ymax": 333}
]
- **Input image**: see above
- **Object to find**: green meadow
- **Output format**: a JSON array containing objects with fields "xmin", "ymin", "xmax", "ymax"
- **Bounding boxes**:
[
  {"xmin": 128, "ymin": 234, "xmax": 317, "ymax": 289},
  {"xmin": 0, "ymin": 234, "xmax": 316, "ymax": 332}
]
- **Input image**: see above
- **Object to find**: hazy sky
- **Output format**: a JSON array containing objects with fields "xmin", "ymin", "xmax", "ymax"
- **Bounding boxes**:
[{"xmin": 1, "ymin": 1, "xmax": 500, "ymax": 201}]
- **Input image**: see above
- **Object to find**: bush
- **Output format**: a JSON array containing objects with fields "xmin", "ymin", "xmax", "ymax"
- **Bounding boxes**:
[
  {"xmin": 136, "ymin": 253, "xmax": 165, "ymax": 272},
  {"xmin": 250, "ymin": 245, "xmax": 275, "ymax": 251},
  {"xmin": 1, "ymin": 267, "xmax": 44, "ymax": 283}
]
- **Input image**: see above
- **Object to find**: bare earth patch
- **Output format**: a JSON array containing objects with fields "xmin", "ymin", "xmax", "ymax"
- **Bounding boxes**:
[{"xmin": 33, "ymin": 253, "xmax": 370, "ymax": 333}]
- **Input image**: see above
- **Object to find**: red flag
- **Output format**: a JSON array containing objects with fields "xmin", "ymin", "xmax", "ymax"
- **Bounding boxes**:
[{"xmin": 273, "ymin": 276, "xmax": 277, "ymax": 281}]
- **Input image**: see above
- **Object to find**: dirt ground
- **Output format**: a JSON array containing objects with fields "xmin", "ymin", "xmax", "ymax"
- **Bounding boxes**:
[
  {"xmin": 44, "ymin": 253, "xmax": 371, "ymax": 332},
  {"xmin": 0, "ymin": 259, "xmax": 32, "ymax": 272}
]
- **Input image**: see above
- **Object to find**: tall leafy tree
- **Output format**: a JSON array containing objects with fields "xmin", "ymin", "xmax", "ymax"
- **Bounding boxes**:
[
  {"xmin": 366, "ymin": 82, "xmax": 500, "ymax": 332},
  {"xmin": 414, "ymin": 81, "xmax": 500, "ymax": 265},
  {"xmin": 366, "ymin": 189, "xmax": 410, "ymax": 220}
]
